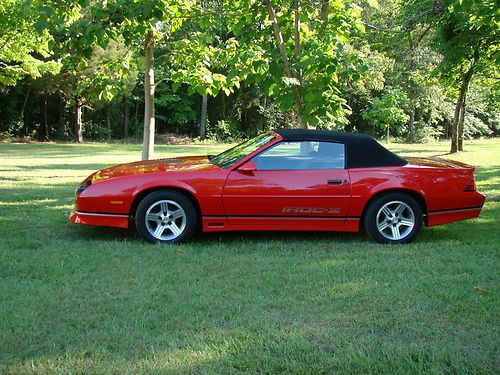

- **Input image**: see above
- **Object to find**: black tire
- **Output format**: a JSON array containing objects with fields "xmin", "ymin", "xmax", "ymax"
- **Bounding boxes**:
[
  {"xmin": 364, "ymin": 192, "xmax": 423, "ymax": 244},
  {"xmin": 135, "ymin": 190, "xmax": 197, "ymax": 244}
]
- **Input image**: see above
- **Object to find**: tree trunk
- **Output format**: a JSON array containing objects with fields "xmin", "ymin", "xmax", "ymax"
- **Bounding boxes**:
[
  {"xmin": 21, "ymin": 85, "xmax": 30, "ymax": 136},
  {"xmin": 386, "ymin": 126, "xmax": 390, "ymax": 144},
  {"xmin": 199, "ymin": 94, "xmax": 208, "ymax": 139},
  {"xmin": 264, "ymin": 0, "xmax": 305, "ymax": 128},
  {"xmin": 294, "ymin": 0, "xmax": 301, "ymax": 57},
  {"xmin": 106, "ymin": 108, "xmax": 112, "ymax": 141},
  {"xmin": 123, "ymin": 102, "xmax": 129, "ymax": 139},
  {"xmin": 74, "ymin": 96, "xmax": 83, "ymax": 143},
  {"xmin": 221, "ymin": 92, "xmax": 226, "ymax": 120},
  {"xmin": 257, "ymin": 95, "xmax": 267, "ymax": 132},
  {"xmin": 405, "ymin": 26, "xmax": 431, "ymax": 137},
  {"xmin": 408, "ymin": 109, "xmax": 415, "ymax": 135},
  {"xmin": 450, "ymin": 93, "xmax": 462, "ymax": 153},
  {"xmin": 44, "ymin": 93, "xmax": 49, "ymax": 140},
  {"xmin": 407, "ymin": 30, "xmax": 416, "ymax": 135},
  {"xmin": 134, "ymin": 100, "xmax": 139, "ymax": 129},
  {"xmin": 142, "ymin": 30, "xmax": 156, "ymax": 160},
  {"xmin": 58, "ymin": 94, "xmax": 66, "ymax": 138},
  {"xmin": 458, "ymin": 95, "xmax": 466, "ymax": 151},
  {"xmin": 450, "ymin": 72, "xmax": 473, "ymax": 153},
  {"xmin": 320, "ymin": 1, "xmax": 329, "ymax": 22},
  {"xmin": 450, "ymin": 52, "xmax": 477, "ymax": 153}
]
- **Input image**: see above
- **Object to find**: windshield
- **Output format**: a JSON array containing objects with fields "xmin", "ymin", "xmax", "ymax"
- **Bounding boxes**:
[{"xmin": 210, "ymin": 132, "xmax": 276, "ymax": 169}]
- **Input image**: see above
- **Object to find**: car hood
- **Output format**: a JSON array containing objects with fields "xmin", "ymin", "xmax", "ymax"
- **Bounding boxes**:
[{"xmin": 91, "ymin": 156, "xmax": 218, "ymax": 182}]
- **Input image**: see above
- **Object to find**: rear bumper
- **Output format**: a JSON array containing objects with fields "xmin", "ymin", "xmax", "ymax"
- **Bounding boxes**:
[
  {"xmin": 69, "ymin": 211, "xmax": 129, "ymax": 229},
  {"xmin": 426, "ymin": 191, "xmax": 485, "ymax": 227},
  {"xmin": 426, "ymin": 206, "xmax": 483, "ymax": 227}
]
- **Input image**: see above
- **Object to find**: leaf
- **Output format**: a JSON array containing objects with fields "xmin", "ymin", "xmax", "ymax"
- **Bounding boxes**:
[
  {"xmin": 203, "ymin": 74, "xmax": 213, "ymax": 84},
  {"xmin": 34, "ymin": 18, "xmax": 48, "ymax": 34},
  {"xmin": 367, "ymin": 0, "xmax": 379, "ymax": 9},
  {"xmin": 171, "ymin": 81, "xmax": 181, "ymax": 93},
  {"xmin": 281, "ymin": 77, "xmax": 301, "ymax": 87},
  {"xmin": 304, "ymin": 92, "xmax": 318, "ymax": 102},
  {"xmin": 268, "ymin": 83, "xmax": 277, "ymax": 96}
]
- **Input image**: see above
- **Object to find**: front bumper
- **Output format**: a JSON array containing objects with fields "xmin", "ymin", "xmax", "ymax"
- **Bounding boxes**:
[{"xmin": 69, "ymin": 210, "xmax": 129, "ymax": 229}]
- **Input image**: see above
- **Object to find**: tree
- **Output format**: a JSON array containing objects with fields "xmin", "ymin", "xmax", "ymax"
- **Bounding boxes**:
[
  {"xmin": 50, "ymin": 0, "xmax": 194, "ymax": 156},
  {"xmin": 1, "ymin": 0, "xmax": 498, "ymax": 146},
  {"xmin": 0, "ymin": 0, "xmax": 60, "ymax": 86},
  {"xmin": 51, "ymin": 40, "xmax": 138, "ymax": 143},
  {"xmin": 435, "ymin": 0, "xmax": 499, "ymax": 152},
  {"xmin": 362, "ymin": 89, "xmax": 409, "ymax": 142},
  {"xmin": 226, "ymin": 0, "xmax": 369, "ymax": 128}
]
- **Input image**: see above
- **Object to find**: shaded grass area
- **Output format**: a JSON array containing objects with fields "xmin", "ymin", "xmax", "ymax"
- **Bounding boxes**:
[{"xmin": 0, "ymin": 139, "xmax": 499, "ymax": 373}]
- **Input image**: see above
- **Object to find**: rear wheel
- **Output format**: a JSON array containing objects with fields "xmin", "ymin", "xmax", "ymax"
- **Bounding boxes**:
[
  {"xmin": 364, "ymin": 193, "xmax": 422, "ymax": 244},
  {"xmin": 135, "ymin": 190, "xmax": 197, "ymax": 244}
]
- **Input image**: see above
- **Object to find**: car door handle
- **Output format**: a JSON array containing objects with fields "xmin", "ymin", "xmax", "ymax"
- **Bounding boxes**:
[{"xmin": 327, "ymin": 179, "xmax": 344, "ymax": 184}]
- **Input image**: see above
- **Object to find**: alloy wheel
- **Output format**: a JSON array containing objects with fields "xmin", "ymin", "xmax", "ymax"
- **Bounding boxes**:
[
  {"xmin": 375, "ymin": 200, "xmax": 415, "ymax": 241},
  {"xmin": 145, "ymin": 200, "xmax": 187, "ymax": 241}
]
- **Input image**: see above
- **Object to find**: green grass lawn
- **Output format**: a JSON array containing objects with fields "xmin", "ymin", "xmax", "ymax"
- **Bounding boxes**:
[{"xmin": 0, "ymin": 139, "xmax": 499, "ymax": 374}]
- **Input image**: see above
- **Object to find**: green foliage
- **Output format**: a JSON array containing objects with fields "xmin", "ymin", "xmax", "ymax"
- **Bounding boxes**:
[
  {"xmin": 0, "ymin": 0, "xmax": 60, "ymax": 85},
  {"xmin": 462, "ymin": 88, "xmax": 498, "ymax": 138},
  {"xmin": 405, "ymin": 121, "xmax": 443, "ymax": 143},
  {"xmin": 350, "ymin": 45, "xmax": 395, "ymax": 95},
  {"xmin": 436, "ymin": 0, "xmax": 499, "ymax": 83},
  {"xmin": 74, "ymin": 40, "xmax": 139, "ymax": 102},
  {"xmin": 206, "ymin": 119, "xmax": 243, "ymax": 142},
  {"xmin": 258, "ymin": 101, "xmax": 286, "ymax": 130},
  {"xmin": 169, "ymin": 36, "xmax": 244, "ymax": 97},
  {"xmin": 83, "ymin": 120, "xmax": 111, "ymax": 140},
  {"xmin": 0, "ymin": 0, "xmax": 498, "ymax": 143},
  {"xmin": 362, "ymin": 89, "xmax": 409, "ymax": 137},
  {"xmin": 155, "ymin": 84, "xmax": 198, "ymax": 128},
  {"xmin": 0, "ymin": 131, "xmax": 13, "ymax": 142},
  {"xmin": 225, "ymin": 0, "xmax": 367, "ymax": 127}
]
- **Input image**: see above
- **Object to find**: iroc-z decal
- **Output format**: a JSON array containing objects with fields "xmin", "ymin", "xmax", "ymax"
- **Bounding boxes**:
[{"xmin": 282, "ymin": 207, "xmax": 341, "ymax": 214}]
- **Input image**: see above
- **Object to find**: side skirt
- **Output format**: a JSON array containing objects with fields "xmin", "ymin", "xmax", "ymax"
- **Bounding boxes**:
[{"xmin": 202, "ymin": 216, "xmax": 360, "ymax": 233}]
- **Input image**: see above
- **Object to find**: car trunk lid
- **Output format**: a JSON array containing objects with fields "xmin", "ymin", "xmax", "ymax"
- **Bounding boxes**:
[{"xmin": 405, "ymin": 157, "xmax": 475, "ymax": 171}]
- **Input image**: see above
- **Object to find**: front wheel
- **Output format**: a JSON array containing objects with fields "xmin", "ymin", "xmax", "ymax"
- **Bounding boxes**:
[
  {"xmin": 135, "ymin": 190, "xmax": 197, "ymax": 244},
  {"xmin": 364, "ymin": 193, "xmax": 422, "ymax": 244}
]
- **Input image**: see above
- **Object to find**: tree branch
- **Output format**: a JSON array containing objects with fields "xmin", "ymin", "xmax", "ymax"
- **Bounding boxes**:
[{"xmin": 294, "ymin": 0, "xmax": 301, "ymax": 57}]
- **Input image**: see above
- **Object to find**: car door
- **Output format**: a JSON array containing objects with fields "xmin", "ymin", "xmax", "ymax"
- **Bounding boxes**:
[{"xmin": 222, "ymin": 140, "xmax": 351, "ymax": 229}]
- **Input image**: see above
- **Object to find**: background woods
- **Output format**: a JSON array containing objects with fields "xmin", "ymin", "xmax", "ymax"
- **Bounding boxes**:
[{"xmin": 0, "ymin": 0, "xmax": 498, "ymax": 156}]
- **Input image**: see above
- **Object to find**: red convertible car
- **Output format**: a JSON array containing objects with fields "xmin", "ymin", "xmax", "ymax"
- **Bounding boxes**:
[{"xmin": 70, "ymin": 129, "xmax": 485, "ymax": 244}]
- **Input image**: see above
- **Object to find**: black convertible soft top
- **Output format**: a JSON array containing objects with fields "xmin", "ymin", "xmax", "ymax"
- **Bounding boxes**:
[{"xmin": 274, "ymin": 129, "xmax": 407, "ymax": 168}]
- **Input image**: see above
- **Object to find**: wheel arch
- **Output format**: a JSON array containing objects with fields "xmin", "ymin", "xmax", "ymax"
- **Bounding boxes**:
[
  {"xmin": 360, "ymin": 188, "xmax": 428, "ymax": 227},
  {"xmin": 129, "ymin": 186, "xmax": 202, "ymax": 226}
]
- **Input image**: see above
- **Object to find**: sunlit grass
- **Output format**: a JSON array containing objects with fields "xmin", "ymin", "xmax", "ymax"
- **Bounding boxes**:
[{"xmin": 0, "ymin": 138, "xmax": 498, "ymax": 374}]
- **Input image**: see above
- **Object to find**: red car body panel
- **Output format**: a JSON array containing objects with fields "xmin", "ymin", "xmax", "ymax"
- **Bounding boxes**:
[{"xmin": 70, "ymin": 132, "xmax": 486, "ymax": 236}]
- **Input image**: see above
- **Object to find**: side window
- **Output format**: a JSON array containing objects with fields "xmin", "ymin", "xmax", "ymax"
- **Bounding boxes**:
[
  {"xmin": 260, "ymin": 141, "xmax": 318, "ymax": 157},
  {"xmin": 253, "ymin": 141, "xmax": 345, "ymax": 170}
]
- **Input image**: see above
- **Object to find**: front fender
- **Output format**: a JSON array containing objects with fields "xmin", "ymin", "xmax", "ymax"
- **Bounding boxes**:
[{"xmin": 76, "ymin": 173, "xmax": 197, "ymax": 215}]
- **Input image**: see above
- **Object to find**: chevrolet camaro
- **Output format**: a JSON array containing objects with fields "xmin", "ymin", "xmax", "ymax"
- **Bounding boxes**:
[{"xmin": 70, "ymin": 129, "xmax": 485, "ymax": 244}]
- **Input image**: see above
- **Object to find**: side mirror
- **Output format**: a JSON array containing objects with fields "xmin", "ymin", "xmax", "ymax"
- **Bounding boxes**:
[{"xmin": 238, "ymin": 161, "xmax": 257, "ymax": 174}]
